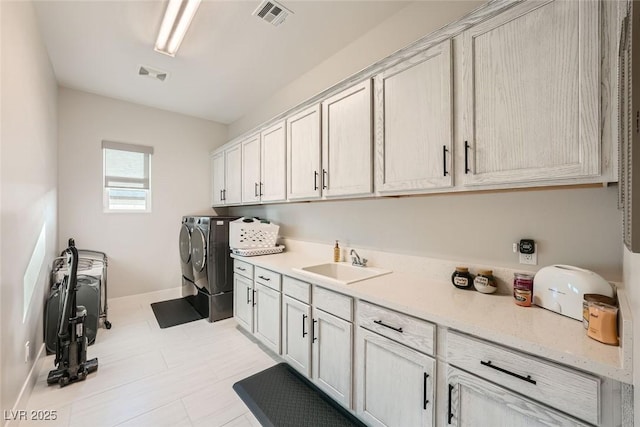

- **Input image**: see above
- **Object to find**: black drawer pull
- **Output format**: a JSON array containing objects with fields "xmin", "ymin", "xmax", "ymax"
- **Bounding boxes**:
[
  {"xmin": 374, "ymin": 320, "xmax": 403, "ymax": 333},
  {"xmin": 302, "ymin": 314, "xmax": 308, "ymax": 337},
  {"xmin": 423, "ymin": 373, "xmax": 429, "ymax": 409},
  {"xmin": 464, "ymin": 141, "xmax": 471, "ymax": 174},
  {"xmin": 257, "ymin": 275, "xmax": 271, "ymax": 281},
  {"xmin": 447, "ymin": 384, "xmax": 453, "ymax": 424},
  {"xmin": 480, "ymin": 360, "xmax": 537, "ymax": 385},
  {"xmin": 312, "ymin": 319, "xmax": 318, "ymax": 343},
  {"xmin": 443, "ymin": 145, "xmax": 449, "ymax": 176},
  {"xmin": 237, "ymin": 266, "xmax": 246, "ymax": 271}
]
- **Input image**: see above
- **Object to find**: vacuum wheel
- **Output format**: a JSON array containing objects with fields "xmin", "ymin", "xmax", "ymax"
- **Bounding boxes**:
[{"xmin": 104, "ymin": 320, "xmax": 112, "ymax": 329}]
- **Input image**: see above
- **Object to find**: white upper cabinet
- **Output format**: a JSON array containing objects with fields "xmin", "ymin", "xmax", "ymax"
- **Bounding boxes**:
[
  {"xmin": 321, "ymin": 80, "xmax": 373, "ymax": 198},
  {"xmin": 461, "ymin": 0, "xmax": 600, "ymax": 186},
  {"xmin": 211, "ymin": 151, "xmax": 225, "ymax": 207},
  {"xmin": 287, "ymin": 104, "xmax": 322, "ymax": 200},
  {"xmin": 375, "ymin": 40, "xmax": 453, "ymax": 194},
  {"xmin": 241, "ymin": 134, "xmax": 261, "ymax": 204},
  {"xmin": 224, "ymin": 144, "xmax": 242, "ymax": 205},
  {"xmin": 260, "ymin": 121, "xmax": 287, "ymax": 203}
]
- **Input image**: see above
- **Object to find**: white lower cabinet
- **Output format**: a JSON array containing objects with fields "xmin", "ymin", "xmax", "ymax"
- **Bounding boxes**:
[
  {"xmin": 253, "ymin": 282, "xmax": 281, "ymax": 354},
  {"xmin": 312, "ymin": 307, "xmax": 353, "ymax": 408},
  {"xmin": 281, "ymin": 295, "xmax": 312, "ymax": 376},
  {"xmin": 446, "ymin": 366, "xmax": 588, "ymax": 427},
  {"xmin": 233, "ymin": 274, "xmax": 254, "ymax": 333},
  {"xmin": 356, "ymin": 328, "xmax": 435, "ymax": 427}
]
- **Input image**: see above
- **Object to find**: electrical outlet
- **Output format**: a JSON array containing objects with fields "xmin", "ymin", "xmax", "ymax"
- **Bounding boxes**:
[
  {"xmin": 24, "ymin": 341, "xmax": 30, "ymax": 363},
  {"xmin": 519, "ymin": 244, "xmax": 538, "ymax": 265}
]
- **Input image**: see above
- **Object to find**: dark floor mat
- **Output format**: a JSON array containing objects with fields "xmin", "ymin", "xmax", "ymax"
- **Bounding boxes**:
[
  {"xmin": 233, "ymin": 363, "xmax": 366, "ymax": 427},
  {"xmin": 150, "ymin": 297, "xmax": 204, "ymax": 329}
]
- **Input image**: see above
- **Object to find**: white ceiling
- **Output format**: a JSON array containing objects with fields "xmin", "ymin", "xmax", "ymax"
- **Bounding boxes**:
[{"xmin": 33, "ymin": 0, "xmax": 411, "ymax": 124}]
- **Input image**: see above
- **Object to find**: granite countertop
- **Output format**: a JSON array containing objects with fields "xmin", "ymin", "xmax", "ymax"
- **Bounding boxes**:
[{"xmin": 231, "ymin": 251, "xmax": 633, "ymax": 384}]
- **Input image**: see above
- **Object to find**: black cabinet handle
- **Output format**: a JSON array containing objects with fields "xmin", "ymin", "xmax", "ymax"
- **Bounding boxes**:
[
  {"xmin": 464, "ymin": 141, "xmax": 471, "ymax": 174},
  {"xmin": 220, "ymin": 189, "xmax": 224, "ymax": 201},
  {"xmin": 259, "ymin": 182, "xmax": 264, "ymax": 196},
  {"xmin": 423, "ymin": 373, "xmax": 429, "ymax": 409},
  {"xmin": 373, "ymin": 319, "xmax": 403, "ymax": 333},
  {"xmin": 257, "ymin": 275, "xmax": 271, "ymax": 281},
  {"xmin": 246, "ymin": 287, "xmax": 251, "ymax": 304},
  {"xmin": 447, "ymin": 384, "xmax": 454, "ymax": 424},
  {"xmin": 312, "ymin": 319, "xmax": 318, "ymax": 343},
  {"xmin": 314, "ymin": 171, "xmax": 319, "ymax": 191},
  {"xmin": 480, "ymin": 360, "xmax": 537, "ymax": 385},
  {"xmin": 302, "ymin": 314, "xmax": 308, "ymax": 337},
  {"xmin": 254, "ymin": 182, "xmax": 258, "ymax": 197},
  {"xmin": 322, "ymin": 169, "xmax": 328, "ymax": 189},
  {"xmin": 252, "ymin": 289, "xmax": 256, "ymax": 307},
  {"xmin": 223, "ymin": 189, "xmax": 226, "ymax": 200},
  {"xmin": 237, "ymin": 266, "xmax": 246, "ymax": 271},
  {"xmin": 443, "ymin": 145, "xmax": 449, "ymax": 176}
]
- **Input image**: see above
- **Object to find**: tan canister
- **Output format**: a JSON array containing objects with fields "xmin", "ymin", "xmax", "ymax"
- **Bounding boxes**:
[{"xmin": 587, "ymin": 302, "xmax": 619, "ymax": 346}]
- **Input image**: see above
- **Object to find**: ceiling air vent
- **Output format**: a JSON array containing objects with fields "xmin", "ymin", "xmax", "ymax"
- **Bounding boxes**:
[
  {"xmin": 138, "ymin": 65, "xmax": 168, "ymax": 82},
  {"xmin": 252, "ymin": 0, "xmax": 293, "ymax": 27}
]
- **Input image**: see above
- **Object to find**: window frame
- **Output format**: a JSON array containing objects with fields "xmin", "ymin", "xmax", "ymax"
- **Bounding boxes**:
[{"xmin": 102, "ymin": 140, "xmax": 153, "ymax": 213}]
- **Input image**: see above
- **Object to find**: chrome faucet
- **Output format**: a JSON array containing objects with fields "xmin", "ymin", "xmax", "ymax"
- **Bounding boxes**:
[{"xmin": 350, "ymin": 249, "xmax": 368, "ymax": 267}]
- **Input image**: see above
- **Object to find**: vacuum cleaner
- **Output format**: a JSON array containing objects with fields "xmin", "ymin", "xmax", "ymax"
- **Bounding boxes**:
[{"xmin": 47, "ymin": 238, "xmax": 99, "ymax": 387}]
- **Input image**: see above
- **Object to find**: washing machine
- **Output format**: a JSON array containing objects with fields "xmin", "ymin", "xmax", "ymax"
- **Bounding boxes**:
[
  {"xmin": 179, "ymin": 216, "xmax": 197, "ymax": 298},
  {"xmin": 189, "ymin": 216, "xmax": 239, "ymax": 322}
]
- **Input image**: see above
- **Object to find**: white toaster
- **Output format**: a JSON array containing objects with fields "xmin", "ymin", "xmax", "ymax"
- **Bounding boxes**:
[{"xmin": 532, "ymin": 265, "xmax": 614, "ymax": 321}]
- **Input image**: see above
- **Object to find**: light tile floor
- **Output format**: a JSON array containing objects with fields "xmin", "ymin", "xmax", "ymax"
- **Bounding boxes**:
[{"xmin": 21, "ymin": 288, "xmax": 277, "ymax": 427}]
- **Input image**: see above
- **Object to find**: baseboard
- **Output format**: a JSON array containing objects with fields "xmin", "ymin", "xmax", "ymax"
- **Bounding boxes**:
[{"xmin": 4, "ymin": 343, "xmax": 46, "ymax": 427}]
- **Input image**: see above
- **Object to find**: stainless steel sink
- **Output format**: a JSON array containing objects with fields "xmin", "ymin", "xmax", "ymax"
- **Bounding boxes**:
[{"xmin": 293, "ymin": 262, "xmax": 391, "ymax": 285}]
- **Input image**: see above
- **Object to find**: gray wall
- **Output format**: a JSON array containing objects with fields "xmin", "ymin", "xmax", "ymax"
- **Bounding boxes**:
[
  {"xmin": 231, "ymin": 185, "xmax": 623, "ymax": 281},
  {"xmin": 1, "ymin": 0, "xmax": 59, "ymax": 414},
  {"xmin": 58, "ymin": 88, "xmax": 227, "ymax": 298}
]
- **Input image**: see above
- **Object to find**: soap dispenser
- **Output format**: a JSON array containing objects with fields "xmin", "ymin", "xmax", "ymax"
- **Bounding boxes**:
[{"xmin": 334, "ymin": 241, "xmax": 341, "ymax": 262}]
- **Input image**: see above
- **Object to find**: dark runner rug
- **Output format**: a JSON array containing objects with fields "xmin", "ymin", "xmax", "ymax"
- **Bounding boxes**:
[
  {"xmin": 233, "ymin": 363, "xmax": 366, "ymax": 427},
  {"xmin": 150, "ymin": 297, "xmax": 204, "ymax": 329}
]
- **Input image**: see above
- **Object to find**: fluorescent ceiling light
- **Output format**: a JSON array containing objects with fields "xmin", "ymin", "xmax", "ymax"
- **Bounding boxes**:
[{"xmin": 155, "ymin": 0, "xmax": 201, "ymax": 57}]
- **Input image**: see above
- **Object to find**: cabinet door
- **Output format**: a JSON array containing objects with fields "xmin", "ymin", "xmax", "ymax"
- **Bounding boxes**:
[
  {"xmin": 321, "ymin": 80, "xmax": 373, "ymax": 198},
  {"xmin": 312, "ymin": 308, "xmax": 353, "ymax": 408},
  {"xmin": 446, "ymin": 366, "xmax": 589, "ymax": 427},
  {"xmin": 241, "ymin": 134, "xmax": 261, "ymax": 204},
  {"xmin": 260, "ymin": 121, "xmax": 287, "ymax": 202},
  {"xmin": 282, "ymin": 295, "xmax": 312, "ymax": 377},
  {"xmin": 356, "ymin": 328, "xmax": 435, "ymax": 427},
  {"xmin": 233, "ymin": 274, "xmax": 253, "ymax": 333},
  {"xmin": 287, "ymin": 104, "xmax": 322, "ymax": 200},
  {"xmin": 462, "ymin": 0, "xmax": 600, "ymax": 186},
  {"xmin": 375, "ymin": 40, "xmax": 453, "ymax": 194},
  {"xmin": 225, "ymin": 144, "xmax": 242, "ymax": 205},
  {"xmin": 211, "ymin": 152, "xmax": 225, "ymax": 206},
  {"xmin": 253, "ymin": 282, "xmax": 281, "ymax": 354}
]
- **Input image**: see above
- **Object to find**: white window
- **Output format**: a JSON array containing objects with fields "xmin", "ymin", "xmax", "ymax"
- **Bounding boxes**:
[{"xmin": 102, "ymin": 140, "xmax": 153, "ymax": 212}]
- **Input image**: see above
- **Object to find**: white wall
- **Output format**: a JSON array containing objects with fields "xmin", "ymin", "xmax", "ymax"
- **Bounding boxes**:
[
  {"xmin": 231, "ymin": 186, "xmax": 623, "ymax": 280},
  {"xmin": 58, "ymin": 88, "xmax": 227, "ymax": 298},
  {"xmin": 229, "ymin": 1, "xmax": 483, "ymax": 139},
  {"xmin": 1, "ymin": 0, "xmax": 58, "ymax": 416}
]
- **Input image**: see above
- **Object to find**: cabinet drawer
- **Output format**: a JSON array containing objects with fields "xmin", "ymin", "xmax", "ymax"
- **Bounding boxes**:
[
  {"xmin": 446, "ymin": 331, "xmax": 600, "ymax": 425},
  {"xmin": 234, "ymin": 259, "xmax": 253, "ymax": 279},
  {"xmin": 283, "ymin": 276, "xmax": 310, "ymax": 304},
  {"xmin": 255, "ymin": 267, "xmax": 281, "ymax": 291},
  {"xmin": 313, "ymin": 286, "xmax": 352, "ymax": 321},
  {"xmin": 357, "ymin": 301, "xmax": 435, "ymax": 356}
]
